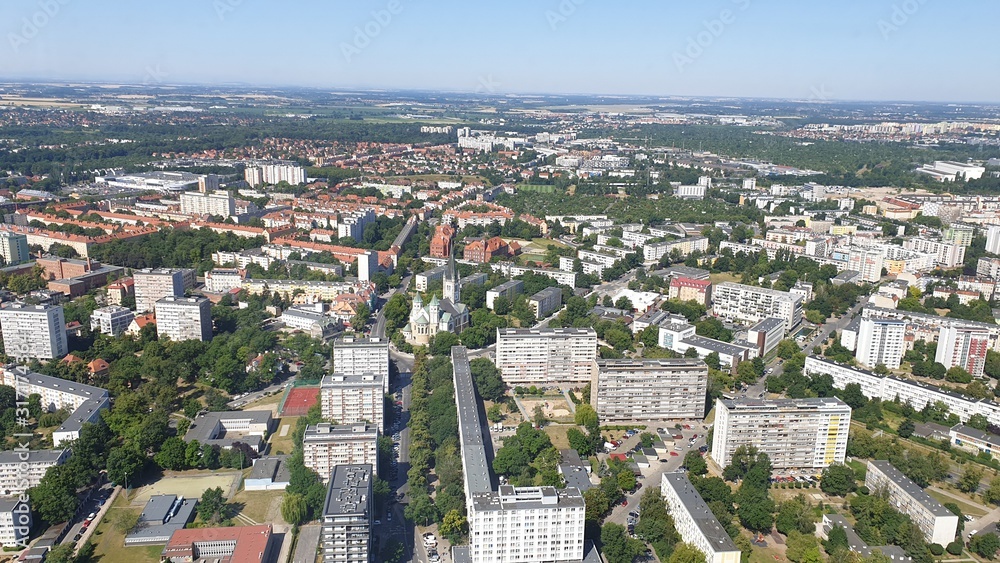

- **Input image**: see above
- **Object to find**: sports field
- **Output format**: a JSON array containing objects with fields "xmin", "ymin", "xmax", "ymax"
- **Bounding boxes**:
[{"xmin": 128, "ymin": 471, "xmax": 242, "ymax": 505}]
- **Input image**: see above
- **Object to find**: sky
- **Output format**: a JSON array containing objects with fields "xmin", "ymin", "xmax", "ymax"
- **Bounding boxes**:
[{"xmin": 1, "ymin": 0, "xmax": 998, "ymax": 103}]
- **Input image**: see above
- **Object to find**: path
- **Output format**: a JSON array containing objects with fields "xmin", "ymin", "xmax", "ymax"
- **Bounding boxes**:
[{"xmin": 292, "ymin": 524, "xmax": 321, "ymax": 563}]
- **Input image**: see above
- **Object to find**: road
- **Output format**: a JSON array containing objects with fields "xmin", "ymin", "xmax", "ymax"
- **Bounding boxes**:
[
  {"xmin": 803, "ymin": 297, "xmax": 868, "ymax": 355},
  {"xmin": 382, "ymin": 349, "xmax": 415, "ymax": 561},
  {"xmin": 373, "ymin": 275, "xmax": 412, "ymax": 339},
  {"xmin": 291, "ymin": 524, "xmax": 322, "ymax": 563}
]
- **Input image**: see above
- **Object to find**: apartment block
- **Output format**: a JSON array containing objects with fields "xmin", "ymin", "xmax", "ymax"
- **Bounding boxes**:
[
  {"xmin": 856, "ymin": 317, "xmax": 906, "ymax": 369},
  {"xmin": 528, "ymin": 286, "xmax": 562, "ymax": 319},
  {"xmin": 0, "ymin": 366, "xmax": 109, "ymax": 447},
  {"xmin": 179, "ymin": 191, "xmax": 235, "ymax": 218},
  {"xmin": 0, "ymin": 302, "xmax": 67, "ymax": 360},
  {"xmin": 865, "ymin": 461, "xmax": 958, "ymax": 546},
  {"xmin": 711, "ymin": 282, "xmax": 802, "ymax": 331},
  {"xmin": 0, "ymin": 449, "xmax": 69, "ymax": 496},
  {"xmin": 0, "ymin": 498, "xmax": 30, "ymax": 548},
  {"xmin": 949, "ymin": 424, "xmax": 1000, "ymax": 456},
  {"xmin": 495, "ymin": 328, "xmax": 597, "ymax": 384},
  {"xmin": 669, "ymin": 277, "xmax": 712, "ymax": 306},
  {"xmin": 486, "ymin": 280, "xmax": 524, "ymax": 310},
  {"xmin": 332, "ymin": 336, "xmax": 389, "ymax": 393},
  {"xmin": 661, "ymin": 473, "xmax": 741, "ymax": 563},
  {"xmin": 90, "ymin": 305, "xmax": 135, "ymax": 337},
  {"xmin": 977, "ymin": 257, "xmax": 1000, "ymax": 280},
  {"xmin": 204, "ymin": 268, "xmax": 244, "ymax": 293},
  {"xmin": 0, "ymin": 232, "xmax": 29, "ymax": 266},
  {"xmin": 935, "ymin": 325, "xmax": 990, "ymax": 377},
  {"xmin": 903, "ymin": 238, "xmax": 966, "ymax": 269},
  {"xmin": 847, "ymin": 247, "xmax": 885, "ymax": 283},
  {"xmin": 593, "ymin": 359, "xmax": 708, "ymax": 423},
  {"xmin": 320, "ymin": 373, "xmax": 384, "ymax": 432},
  {"xmin": 321, "ymin": 464, "xmax": 373, "ymax": 563},
  {"xmin": 303, "ymin": 424, "xmax": 379, "ymax": 483},
  {"xmin": 746, "ymin": 317, "xmax": 785, "ymax": 358},
  {"xmin": 712, "ymin": 397, "xmax": 850, "ymax": 470},
  {"xmin": 134, "ymin": 268, "xmax": 185, "ymax": 313},
  {"xmin": 155, "ymin": 296, "xmax": 212, "ymax": 342}
]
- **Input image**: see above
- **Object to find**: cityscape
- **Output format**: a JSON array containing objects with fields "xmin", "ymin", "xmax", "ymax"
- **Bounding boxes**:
[{"xmin": 2, "ymin": 2, "xmax": 1000, "ymax": 563}]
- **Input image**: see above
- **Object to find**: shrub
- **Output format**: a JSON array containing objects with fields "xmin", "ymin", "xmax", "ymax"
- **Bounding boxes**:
[
  {"xmin": 947, "ymin": 541, "xmax": 964, "ymax": 556},
  {"xmin": 929, "ymin": 544, "xmax": 944, "ymax": 556}
]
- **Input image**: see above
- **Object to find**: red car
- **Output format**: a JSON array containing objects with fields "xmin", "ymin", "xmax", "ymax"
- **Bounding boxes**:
[
  {"xmin": 621, "ymin": 499, "xmax": 628, "ymax": 506},
  {"xmin": 669, "ymin": 451, "xmax": 679, "ymax": 457}
]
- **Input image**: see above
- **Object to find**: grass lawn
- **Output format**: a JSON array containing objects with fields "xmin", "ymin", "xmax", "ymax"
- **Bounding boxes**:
[
  {"xmin": 545, "ymin": 425, "xmax": 574, "ymax": 450},
  {"xmin": 269, "ymin": 415, "xmax": 299, "ymax": 456},
  {"xmin": 91, "ymin": 495, "xmax": 161, "ymax": 563},
  {"xmin": 709, "ymin": 272, "xmax": 741, "ymax": 284},
  {"xmin": 927, "ymin": 489, "xmax": 989, "ymax": 518},
  {"xmin": 231, "ymin": 489, "xmax": 287, "ymax": 525},
  {"xmin": 243, "ymin": 392, "xmax": 282, "ymax": 411}
]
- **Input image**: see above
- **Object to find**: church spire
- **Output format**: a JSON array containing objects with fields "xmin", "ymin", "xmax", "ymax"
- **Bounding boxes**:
[{"xmin": 443, "ymin": 247, "xmax": 460, "ymax": 303}]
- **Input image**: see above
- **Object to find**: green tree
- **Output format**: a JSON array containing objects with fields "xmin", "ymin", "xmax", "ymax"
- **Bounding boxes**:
[
  {"xmin": 381, "ymin": 539, "xmax": 406, "ymax": 563},
  {"xmin": 683, "ymin": 450, "xmax": 708, "ymax": 476},
  {"xmin": 968, "ymin": 413, "xmax": 990, "ymax": 431},
  {"xmin": 786, "ymin": 531, "xmax": 821, "ymax": 563},
  {"xmin": 777, "ymin": 339, "xmax": 799, "ymax": 360},
  {"xmin": 897, "ymin": 419, "xmax": 915, "ymax": 438},
  {"xmin": 440, "ymin": 509, "xmax": 468, "ymax": 540},
  {"xmin": 971, "ymin": 532, "xmax": 1000, "ymax": 559},
  {"xmin": 574, "ymin": 403, "xmax": 599, "ymax": 428},
  {"xmin": 983, "ymin": 476, "xmax": 1000, "ymax": 505},
  {"xmin": 959, "ymin": 465, "xmax": 984, "ymax": 494},
  {"xmin": 281, "ymin": 493, "xmax": 308, "ymax": 526},
  {"xmin": 29, "ymin": 465, "xmax": 79, "ymax": 524},
  {"xmin": 820, "ymin": 464, "xmax": 857, "ymax": 496},
  {"xmin": 602, "ymin": 523, "xmax": 646, "ymax": 563},
  {"xmin": 197, "ymin": 487, "xmax": 231, "ymax": 524},
  {"xmin": 668, "ymin": 542, "xmax": 708, "ymax": 563},
  {"xmin": 154, "ymin": 437, "xmax": 189, "ymax": 471},
  {"xmin": 106, "ymin": 446, "xmax": 146, "ymax": 488}
]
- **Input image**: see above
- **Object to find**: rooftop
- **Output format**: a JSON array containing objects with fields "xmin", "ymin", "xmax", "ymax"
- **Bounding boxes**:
[
  {"xmin": 749, "ymin": 317, "xmax": 786, "ymax": 333},
  {"xmin": 497, "ymin": 327, "xmax": 596, "ymax": 338},
  {"xmin": 161, "ymin": 524, "xmax": 272, "ymax": 563},
  {"xmin": 720, "ymin": 396, "xmax": 850, "ymax": 412},
  {"xmin": 452, "ymin": 346, "xmax": 493, "ymax": 496},
  {"xmin": 868, "ymin": 460, "xmax": 955, "ymax": 517},
  {"xmin": 320, "ymin": 372, "xmax": 384, "ymax": 388},
  {"xmin": 323, "ymin": 464, "xmax": 372, "ymax": 517},
  {"xmin": 662, "ymin": 472, "xmax": 740, "ymax": 554}
]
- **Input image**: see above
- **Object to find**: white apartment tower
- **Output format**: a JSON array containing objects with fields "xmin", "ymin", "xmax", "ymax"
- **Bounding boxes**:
[
  {"xmin": 179, "ymin": 191, "xmax": 236, "ymax": 218},
  {"xmin": 661, "ymin": 473, "xmax": 741, "ymax": 563},
  {"xmin": 332, "ymin": 336, "xmax": 390, "ymax": 392},
  {"xmin": 302, "ymin": 424, "xmax": 379, "ymax": 483},
  {"xmin": 495, "ymin": 328, "xmax": 598, "ymax": 384},
  {"xmin": 865, "ymin": 461, "xmax": 958, "ymax": 546},
  {"xmin": 593, "ymin": 359, "xmax": 708, "ymax": 423},
  {"xmin": 856, "ymin": 317, "xmax": 906, "ymax": 369},
  {"xmin": 321, "ymin": 464, "xmax": 373, "ymax": 563},
  {"xmin": 134, "ymin": 268, "xmax": 185, "ymax": 313},
  {"xmin": 935, "ymin": 325, "xmax": 991, "ymax": 378},
  {"xmin": 90, "ymin": 305, "xmax": 135, "ymax": 337},
  {"xmin": 711, "ymin": 282, "xmax": 803, "ymax": 331},
  {"xmin": 0, "ymin": 303, "xmax": 67, "ymax": 360},
  {"xmin": 0, "ymin": 232, "xmax": 29, "ymax": 266},
  {"xmin": 320, "ymin": 373, "xmax": 385, "ymax": 433},
  {"xmin": 712, "ymin": 397, "xmax": 851, "ymax": 470},
  {"xmin": 154, "ymin": 296, "xmax": 213, "ymax": 342}
]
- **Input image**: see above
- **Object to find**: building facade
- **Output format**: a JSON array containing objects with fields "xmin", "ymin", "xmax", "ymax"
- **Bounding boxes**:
[
  {"xmin": 155, "ymin": 296, "xmax": 212, "ymax": 342},
  {"xmin": 711, "ymin": 397, "xmax": 851, "ymax": 470},
  {"xmin": 0, "ymin": 449, "xmax": 69, "ymax": 496},
  {"xmin": 179, "ymin": 191, "xmax": 236, "ymax": 218},
  {"xmin": 0, "ymin": 302, "xmax": 67, "ymax": 360},
  {"xmin": 856, "ymin": 317, "xmax": 906, "ymax": 369},
  {"xmin": 661, "ymin": 473, "xmax": 741, "ymax": 563},
  {"xmin": 593, "ymin": 359, "xmax": 708, "ymax": 423},
  {"xmin": 495, "ymin": 328, "xmax": 598, "ymax": 384},
  {"xmin": 0, "ymin": 232, "xmax": 29, "ymax": 266},
  {"xmin": 320, "ymin": 373, "xmax": 385, "ymax": 433},
  {"xmin": 746, "ymin": 318, "xmax": 785, "ymax": 358},
  {"xmin": 935, "ymin": 325, "xmax": 990, "ymax": 378},
  {"xmin": 134, "ymin": 268, "xmax": 185, "ymax": 313},
  {"xmin": 711, "ymin": 282, "xmax": 803, "ymax": 331},
  {"xmin": 669, "ymin": 277, "xmax": 712, "ymax": 306},
  {"xmin": 528, "ymin": 286, "xmax": 563, "ymax": 319},
  {"xmin": 865, "ymin": 461, "xmax": 958, "ymax": 546},
  {"xmin": 90, "ymin": 305, "xmax": 135, "ymax": 337},
  {"xmin": 303, "ymin": 424, "xmax": 379, "ymax": 483},
  {"xmin": 321, "ymin": 464, "xmax": 373, "ymax": 563},
  {"xmin": 332, "ymin": 336, "xmax": 390, "ymax": 392}
]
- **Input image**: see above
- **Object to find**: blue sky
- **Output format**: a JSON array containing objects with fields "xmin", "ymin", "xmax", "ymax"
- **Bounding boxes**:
[{"xmin": 1, "ymin": 0, "xmax": 997, "ymax": 102}]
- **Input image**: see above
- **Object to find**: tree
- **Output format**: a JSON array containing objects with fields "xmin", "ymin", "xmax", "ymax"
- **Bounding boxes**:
[
  {"xmin": 971, "ymin": 532, "xmax": 1000, "ymax": 559},
  {"xmin": 777, "ymin": 339, "xmax": 799, "ymax": 360},
  {"xmin": 44, "ymin": 545, "xmax": 77, "ymax": 563},
  {"xmin": 533, "ymin": 405, "xmax": 546, "ymax": 428},
  {"xmin": 470, "ymin": 357, "xmax": 506, "ymax": 401},
  {"xmin": 786, "ymin": 531, "xmax": 821, "ymax": 563},
  {"xmin": 959, "ymin": 465, "xmax": 984, "ymax": 494},
  {"xmin": 281, "ymin": 493, "xmax": 308, "ymax": 526},
  {"xmin": 824, "ymin": 525, "xmax": 849, "ymax": 553},
  {"xmin": 106, "ymin": 446, "xmax": 146, "ymax": 488},
  {"xmin": 668, "ymin": 542, "xmax": 707, "ymax": 563},
  {"xmin": 983, "ymin": 476, "xmax": 1000, "ymax": 505},
  {"xmin": 351, "ymin": 302, "xmax": 371, "ymax": 331},
  {"xmin": 440, "ymin": 509, "xmax": 468, "ymax": 540},
  {"xmin": 897, "ymin": 419, "xmax": 915, "ymax": 438},
  {"xmin": 820, "ymin": 464, "xmax": 857, "ymax": 496},
  {"xmin": 968, "ymin": 413, "xmax": 990, "ymax": 431},
  {"xmin": 602, "ymin": 523, "xmax": 646, "ymax": 563},
  {"xmin": 154, "ymin": 437, "xmax": 189, "ymax": 470},
  {"xmin": 29, "ymin": 465, "xmax": 79, "ymax": 524},
  {"xmin": 736, "ymin": 485, "xmax": 774, "ymax": 532},
  {"xmin": 683, "ymin": 450, "xmax": 708, "ymax": 476},
  {"xmin": 381, "ymin": 539, "xmax": 406, "ymax": 563},
  {"xmin": 493, "ymin": 295, "xmax": 512, "ymax": 315},
  {"xmin": 704, "ymin": 352, "xmax": 722, "ymax": 371},
  {"xmin": 574, "ymin": 403, "xmax": 599, "ymax": 429},
  {"xmin": 429, "ymin": 331, "xmax": 460, "ymax": 356},
  {"xmin": 617, "ymin": 470, "xmax": 637, "ymax": 492},
  {"xmin": 197, "ymin": 487, "xmax": 231, "ymax": 524}
]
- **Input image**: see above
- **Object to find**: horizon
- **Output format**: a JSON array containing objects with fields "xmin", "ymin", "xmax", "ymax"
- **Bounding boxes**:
[{"xmin": 2, "ymin": 0, "xmax": 999, "ymax": 105}]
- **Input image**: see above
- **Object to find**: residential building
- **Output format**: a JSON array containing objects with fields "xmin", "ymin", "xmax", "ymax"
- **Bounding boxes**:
[
  {"xmin": 936, "ymin": 325, "xmax": 991, "ymax": 377},
  {"xmin": 495, "ymin": 328, "xmax": 598, "ymax": 384},
  {"xmin": 280, "ymin": 306, "xmax": 339, "ymax": 339},
  {"xmin": 259, "ymin": 164, "xmax": 307, "ymax": 185},
  {"xmin": 332, "ymin": 336, "xmax": 389, "ymax": 393},
  {"xmin": 660, "ymin": 473, "xmax": 740, "ymax": 563},
  {"xmin": 204, "ymin": 268, "xmax": 244, "ymax": 293},
  {"xmin": 415, "ymin": 265, "xmax": 447, "ymax": 291},
  {"xmin": 847, "ymin": 247, "xmax": 885, "ymax": 283},
  {"xmin": 949, "ymin": 424, "xmax": 1000, "ymax": 456},
  {"xmin": 988, "ymin": 226, "xmax": 1000, "ymax": 256},
  {"xmin": 303, "ymin": 424, "xmax": 379, "ymax": 483},
  {"xmin": 464, "ymin": 236, "xmax": 510, "ymax": 263},
  {"xmin": 105, "ymin": 277, "xmax": 134, "ymax": 306},
  {"xmin": 133, "ymin": 268, "xmax": 185, "ymax": 313},
  {"xmin": 0, "ymin": 449, "xmax": 69, "ymax": 496},
  {"xmin": 89, "ymin": 305, "xmax": 134, "ymax": 337},
  {"xmin": 320, "ymin": 373, "xmax": 384, "ymax": 432},
  {"xmin": 856, "ymin": 317, "xmax": 906, "ymax": 369},
  {"xmin": 0, "ymin": 232, "xmax": 29, "ymax": 266},
  {"xmin": 183, "ymin": 410, "xmax": 273, "ymax": 453},
  {"xmin": 669, "ymin": 277, "xmax": 712, "ymax": 306},
  {"xmin": 711, "ymin": 397, "xmax": 851, "ymax": 470},
  {"xmin": 0, "ymin": 366, "xmax": 109, "ymax": 447},
  {"xmin": 903, "ymin": 238, "xmax": 966, "ymax": 269},
  {"xmin": 865, "ymin": 461, "xmax": 958, "ymax": 546},
  {"xmin": 643, "ymin": 237, "xmax": 709, "ymax": 262},
  {"xmin": 818, "ymin": 514, "xmax": 913, "ymax": 563},
  {"xmin": 321, "ymin": 464, "xmax": 373, "ymax": 563},
  {"xmin": 486, "ymin": 280, "xmax": 524, "ymax": 310},
  {"xmin": 161, "ymin": 525, "xmax": 274, "ymax": 563},
  {"xmin": 711, "ymin": 282, "xmax": 803, "ymax": 331},
  {"xmin": 593, "ymin": 359, "xmax": 708, "ymax": 423},
  {"xmin": 746, "ymin": 318, "xmax": 785, "ymax": 358},
  {"xmin": 528, "ymin": 286, "xmax": 562, "ymax": 319},
  {"xmin": 674, "ymin": 184, "xmax": 707, "ymax": 199},
  {"xmin": 0, "ymin": 497, "xmax": 30, "ymax": 548},
  {"xmin": 430, "ymin": 224, "xmax": 456, "ymax": 259},
  {"xmin": 179, "ymin": 191, "xmax": 235, "ymax": 218},
  {"xmin": 155, "ymin": 296, "xmax": 212, "ymax": 342},
  {"xmin": 0, "ymin": 302, "xmax": 67, "ymax": 360}
]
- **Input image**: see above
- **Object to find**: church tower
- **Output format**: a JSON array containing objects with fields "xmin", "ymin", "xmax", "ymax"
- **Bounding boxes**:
[{"xmin": 443, "ymin": 250, "xmax": 460, "ymax": 303}]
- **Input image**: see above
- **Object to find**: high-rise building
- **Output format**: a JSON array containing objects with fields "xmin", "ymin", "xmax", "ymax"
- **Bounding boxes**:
[
  {"xmin": 661, "ymin": 473, "xmax": 741, "ymax": 563},
  {"xmin": 0, "ymin": 303, "xmax": 67, "ymax": 360},
  {"xmin": 320, "ymin": 373, "xmax": 384, "ymax": 432},
  {"xmin": 865, "ymin": 461, "xmax": 958, "ymax": 546},
  {"xmin": 988, "ymin": 225, "xmax": 1000, "ymax": 256},
  {"xmin": 0, "ymin": 232, "xmax": 29, "ymax": 266},
  {"xmin": 495, "ymin": 328, "xmax": 597, "ymax": 384},
  {"xmin": 179, "ymin": 191, "xmax": 235, "ymax": 218},
  {"xmin": 711, "ymin": 282, "xmax": 803, "ymax": 331},
  {"xmin": 0, "ymin": 498, "xmax": 30, "ymax": 549},
  {"xmin": 89, "ymin": 305, "xmax": 135, "ymax": 337},
  {"xmin": 258, "ymin": 164, "xmax": 306, "ymax": 186},
  {"xmin": 244, "ymin": 167, "xmax": 263, "ymax": 188},
  {"xmin": 332, "ymin": 336, "xmax": 389, "ymax": 393},
  {"xmin": 847, "ymin": 247, "xmax": 885, "ymax": 283},
  {"xmin": 0, "ymin": 449, "xmax": 69, "ymax": 496},
  {"xmin": 935, "ymin": 325, "xmax": 991, "ymax": 377},
  {"xmin": 134, "ymin": 268, "xmax": 185, "ymax": 313},
  {"xmin": 856, "ymin": 317, "xmax": 906, "ymax": 369},
  {"xmin": 303, "ymin": 424, "xmax": 378, "ymax": 483},
  {"xmin": 593, "ymin": 359, "xmax": 708, "ymax": 423},
  {"xmin": 197, "ymin": 174, "xmax": 220, "ymax": 193},
  {"xmin": 154, "ymin": 296, "xmax": 212, "ymax": 342},
  {"xmin": 711, "ymin": 397, "xmax": 851, "ymax": 470},
  {"xmin": 321, "ymin": 464, "xmax": 373, "ymax": 563}
]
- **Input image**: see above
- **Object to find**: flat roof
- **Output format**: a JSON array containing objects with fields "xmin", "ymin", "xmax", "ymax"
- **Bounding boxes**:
[
  {"xmin": 530, "ymin": 286, "xmax": 562, "ymax": 300},
  {"xmin": 489, "ymin": 279, "xmax": 525, "ymax": 292},
  {"xmin": 597, "ymin": 358, "xmax": 706, "ymax": 371},
  {"xmin": 720, "ymin": 396, "xmax": 850, "ymax": 412},
  {"xmin": 681, "ymin": 335, "xmax": 754, "ymax": 356},
  {"xmin": 320, "ymin": 372, "xmax": 384, "ymax": 387},
  {"xmin": 749, "ymin": 317, "xmax": 785, "ymax": 333},
  {"xmin": 497, "ymin": 327, "xmax": 596, "ymax": 338},
  {"xmin": 558, "ymin": 464, "xmax": 594, "ymax": 492},
  {"xmin": 334, "ymin": 336, "xmax": 387, "ymax": 348},
  {"xmin": 183, "ymin": 410, "xmax": 272, "ymax": 443},
  {"xmin": 951, "ymin": 424, "xmax": 1000, "ymax": 445},
  {"xmin": 662, "ymin": 472, "xmax": 739, "ymax": 554},
  {"xmin": 247, "ymin": 455, "xmax": 290, "ymax": 484},
  {"xmin": 470, "ymin": 486, "xmax": 586, "ymax": 512},
  {"xmin": 452, "ymin": 346, "xmax": 493, "ymax": 496},
  {"xmin": 868, "ymin": 460, "xmax": 954, "ymax": 517},
  {"xmin": 303, "ymin": 423, "xmax": 377, "ymax": 441},
  {"xmin": 0, "ymin": 448, "xmax": 65, "ymax": 465},
  {"xmin": 323, "ymin": 464, "xmax": 372, "ymax": 517}
]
